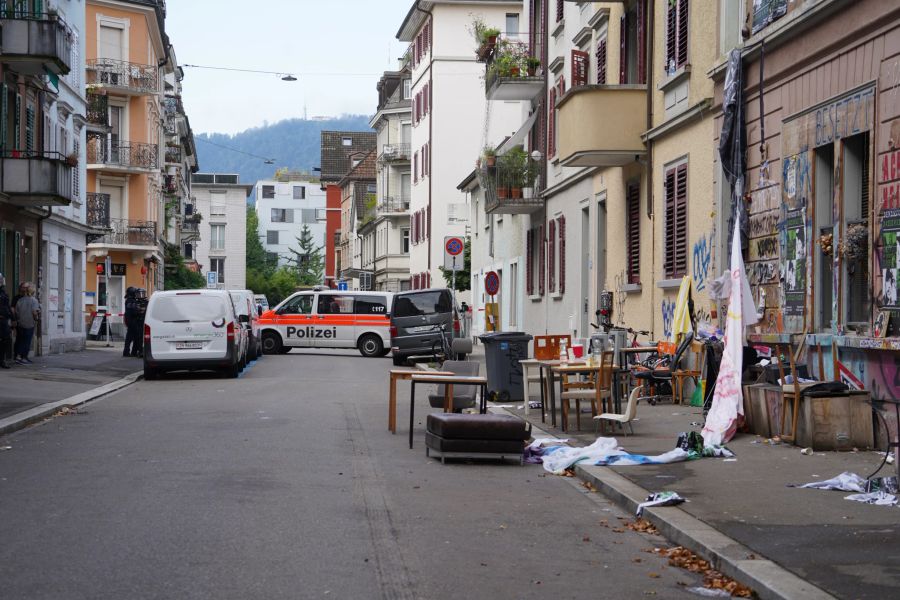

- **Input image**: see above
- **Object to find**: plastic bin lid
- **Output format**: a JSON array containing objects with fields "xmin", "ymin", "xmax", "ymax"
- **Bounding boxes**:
[{"xmin": 478, "ymin": 332, "xmax": 533, "ymax": 342}]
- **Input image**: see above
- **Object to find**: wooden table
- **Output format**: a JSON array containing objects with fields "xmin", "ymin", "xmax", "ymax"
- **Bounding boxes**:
[
  {"xmin": 536, "ymin": 359, "xmax": 586, "ymax": 428},
  {"xmin": 388, "ymin": 369, "xmax": 453, "ymax": 434},
  {"xmin": 408, "ymin": 373, "xmax": 488, "ymax": 449}
]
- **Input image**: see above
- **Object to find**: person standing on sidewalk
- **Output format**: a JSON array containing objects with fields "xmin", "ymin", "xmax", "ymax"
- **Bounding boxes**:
[
  {"xmin": 123, "ymin": 287, "xmax": 139, "ymax": 357},
  {"xmin": 14, "ymin": 283, "xmax": 40, "ymax": 364},
  {"xmin": 0, "ymin": 274, "xmax": 12, "ymax": 369}
]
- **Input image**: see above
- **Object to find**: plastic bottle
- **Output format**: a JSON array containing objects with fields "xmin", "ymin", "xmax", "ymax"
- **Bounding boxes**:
[{"xmin": 559, "ymin": 339, "xmax": 568, "ymax": 364}]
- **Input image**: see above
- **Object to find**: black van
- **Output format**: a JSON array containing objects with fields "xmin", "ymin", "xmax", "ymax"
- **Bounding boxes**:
[{"xmin": 389, "ymin": 288, "xmax": 456, "ymax": 366}]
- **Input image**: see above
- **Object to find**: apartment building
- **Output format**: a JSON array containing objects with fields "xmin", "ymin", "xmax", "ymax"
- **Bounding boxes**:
[
  {"xmin": 337, "ymin": 150, "xmax": 376, "ymax": 290},
  {"xmin": 255, "ymin": 173, "xmax": 326, "ymax": 269},
  {"xmin": 84, "ymin": 0, "xmax": 167, "ymax": 333},
  {"xmin": 396, "ymin": 0, "xmax": 523, "ymax": 291},
  {"xmin": 360, "ymin": 65, "xmax": 412, "ymax": 292},
  {"xmin": 0, "ymin": 1, "xmax": 81, "ymax": 355},
  {"xmin": 191, "ymin": 172, "xmax": 251, "ymax": 289},
  {"xmin": 319, "ymin": 130, "xmax": 375, "ymax": 287}
]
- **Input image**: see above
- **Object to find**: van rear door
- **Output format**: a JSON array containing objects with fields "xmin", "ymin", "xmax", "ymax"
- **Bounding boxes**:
[
  {"xmin": 149, "ymin": 292, "xmax": 230, "ymax": 361},
  {"xmin": 391, "ymin": 290, "xmax": 453, "ymax": 353}
]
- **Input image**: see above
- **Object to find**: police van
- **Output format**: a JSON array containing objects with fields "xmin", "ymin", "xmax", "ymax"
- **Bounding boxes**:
[{"xmin": 258, "ymin": 289, "xmax": 393, "ymax": 357}]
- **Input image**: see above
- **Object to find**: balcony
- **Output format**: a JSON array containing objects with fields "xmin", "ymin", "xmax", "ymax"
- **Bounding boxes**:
[
  {"xmin": 164, "ymin": 174, "xmax": 177, "ymax": 194},
  {"xmin": 86, "ymin": 193, "xmax": 111, "ymax": 229},
  {"xmin": 378, "ymin": 196, "xmax": 410, "ymax": 214},
  {"xmin": 0, "ymin": 151, "xmax": 73, "ymax": 206},
  {"xmin": 480, "ymin": 151, "xmax": 543, "ymax": 215},
  {"xmin": 86, "ymin": 136, "xmax": 158, "ymax": 173},
  {"xmin": 556, "ymin": 85, "xmax": 647, "ymax": 167},
  {"xmin": 481, "ymin": 38, "xmax": 543, "ymax": 101},
  {"xmin": 86, "ymin": 59, "xmax": 158, "ymax": 96},
  {"xmin": 86, "ymin": 92, "xmax": 111, "ymax": 133},
  {"xmin": 87, "ymin": 218, "xmax": 157, "ymax": 248},
  {"xmin": 0, "ymin": 13, "xmax": 73, "ymax": 75},
  {"xmin": 379, "ymin": 143, "xmax": 410, "ymax": 162},
  {"xmin": 165, "ymin": 145, "xmax": 182, "ymax": 165}
]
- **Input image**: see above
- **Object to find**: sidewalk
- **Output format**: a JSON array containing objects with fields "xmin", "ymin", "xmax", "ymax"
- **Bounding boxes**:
[{"xmin": 0, "ymin": 341, "xmax": 141, "ymax": 433}]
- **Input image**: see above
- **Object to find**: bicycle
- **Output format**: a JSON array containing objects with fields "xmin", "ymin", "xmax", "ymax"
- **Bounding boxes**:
[{"xmin": 429, "ymin": 323, "xmax": 453, "ymax": 364}]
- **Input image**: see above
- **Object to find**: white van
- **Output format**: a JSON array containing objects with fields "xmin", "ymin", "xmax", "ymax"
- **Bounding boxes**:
[
  {"xmin": 143, "ymin": 290, "xmax": 245, "ymax": 379},
  {"xmin": 229, "ymin": 289, "xmax": 261, "ymax": 361}
]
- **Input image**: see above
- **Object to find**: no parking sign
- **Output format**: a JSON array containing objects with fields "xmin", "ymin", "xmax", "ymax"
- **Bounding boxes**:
[{"xmin": 444, "ymin": 236, "xmax": 464, "ymax": 270}]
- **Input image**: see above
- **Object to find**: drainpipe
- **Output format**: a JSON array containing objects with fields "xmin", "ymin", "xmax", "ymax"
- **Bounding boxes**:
[
  {"xmin": 36, "ymin": 206, "xmax": 52, "ymax": 357},
  {"xmin": 646, "ymin": 0, "xmax": 656, "ymax": 339}
]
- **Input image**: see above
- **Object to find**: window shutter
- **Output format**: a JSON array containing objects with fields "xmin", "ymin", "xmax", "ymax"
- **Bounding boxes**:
[
  {"xmin": 571, "ymin": 50, "xmax": 589, "ymax": 87},
  {"xmin": 0, "ymin": 84, "xmax": 7, "ymax": 148},
  {"xmin": 637, "ymin": 0, "xmax": 647, "ymax": 84},
  {"xmin": 539, "ymin": 224, "xmax": 546, "ymax": 296},
  {"xmin": 627, "ymin": 183, "xmax": 641, "ymax": 284},
  {"xmin": 548, "ymin": 88, "xmax": 556, "ymax": 158},
  {"xmin": 596, "ymin": 38, "xmax": 607, "ymax": 84},
  {"xmin": 548, "ymin": 219, "xmax": 556, "ymax": 292},
  {"xmin": 426, "ymin": 203, "xmax": 431, "ymax": 239},
  {"xmin": 424, "ymin": 83, "xmax": 429, "ymax": 115},
  {"xmin": 675, "ymin": 165, "xmax": 688, "ymax": 276},
  {"xmin": 526, "ymin": 228, "xmax": 534, "ymax": 296},
  {"xmin": 558, "ymin": 216, "xmax": 566, "ymax": 295},
  {"xmin": 677, "ymin": 0, "xmax": 689, "ymax": 69},
  {"xmin": 413, "ymin": 151, "xmax": 418, "ymax": 182},
  {"xmin": 664, "ymin": 168, "xmax": 677, "ymax": 278},
  {"xmin": 619, "ymin": 13, "xmax": 628, "ymax": 84},
  {"xmin": 556, "ymin": 0, "xmax": 563, "ymax": 22},
  {"xmin": 666, "ymin": 0, "xmax": 677, "ymax": 71},
  {"xmin": 559, "ymin": 75, "xmax": 566, "ymax": 95}
]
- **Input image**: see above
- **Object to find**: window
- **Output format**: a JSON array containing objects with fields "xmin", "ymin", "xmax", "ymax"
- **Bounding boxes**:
[
  {"xmin": 556, "ymin": 0, "xmax": 564, "ymax": 22},
  {"xmin": 271, "ymin": 208, "xmax": 293, "ymax": 223},
  {"xmin": 626, "ymin": 182, "xmax": 641, "ymax": 284},
  {"xmin": 814, "ymin": 144, "xmax": 834, "ymax": 331},
  {"xmin": 571, "ymin": 50, "xmax": 589, "ymax": 87},
  {"xmin": 210, "ymin": 224, "xmax": 225, "ymax": 251},
  {"xmin": 393, "ymin": 290, "xmax": 451, "ymax": 317},
  {"xmin": 619, "ymin": 0, "xmax": 647, "ymax": 85},
  {"xmin": 266, "ymin": 251, "xmax": 279, "ymax": 266},
  {"xmin": 351, "ymin": 158, "xmax": 361, "ymax": 168},
  {"xmin": 210, "ymin": 257, "xmax": 225, "ymax": 283},
  {"xmin": 401, "ymin": 228, "xmax": 410, "ymax": 254},
  {"xmin": 299, "ymin": 208, "xmax": 316, "ymax": 224},
  {"xmin": 666, "ymin": 0, "xmax": 689, "ymax": 74},
  {"xmin": 266, "ymin": 230, "xmax": 279, "ymax": 245},
  {"xmin": 183, "ymin": 243, "xmax": 193, "ymax": 259},
  {"xmin": 261, "ymin": 185, "xmax": 275, "ymax": 199},
  {"xmin": 549, "ymin": 219, "xmax": 556, "ymax": 292},
  {"xmin": 402, "ymin": 79, "xmax": 411, "ymax": 99},
  {"xmin": 342, "ymin": 137, "xmax": 353, "ymax": 146},
  {"xmin": 281, "ymin": 294, "xmax": 313, "ymax": 315},
  {"xmin": 355, "ymin": 295, "xmax": 388, "ymax": 314},
  {"xmin": 596, "ymin": 35, "xmax": 608, "ymax": 84},
  {"xmin": 664, "ymin": 163, "xmax": 688, "ymax": 278},
  {"xmin": 506, "ymin": 13, "xmax": 519, "ymax": 36},
  {"xmin": 317, "ymin": 294, "xmax": 353, "ymax": 314},
  {"xmin": 842, "ymin": 132, "xmax": 871, "ymax": 325},
  {"xmin": 210, "ymin": 204, "xmax": 225, "ymax": 216},
  {"xmin": 293, "ymin": 186, "xmax": 306, "ymax": 200}
]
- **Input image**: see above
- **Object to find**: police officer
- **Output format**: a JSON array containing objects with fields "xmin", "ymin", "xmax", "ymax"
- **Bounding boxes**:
[
  {"xmin": 133, "ymin": 288, "xmax": 148, "ymax": 357},
  {"xmin": 123, "ymin": 287, "xmax": 139, "ymax": 357}
]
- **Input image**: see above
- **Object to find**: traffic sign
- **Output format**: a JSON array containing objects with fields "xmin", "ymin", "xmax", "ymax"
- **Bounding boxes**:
[
  {"xmin": 206, "ymin": 271, "xmax": 218, "ymax": 288},
  {"xmin": 337, "ymin": 280, "xmax": 348, "ymax": 291},
  {"xmin": 444, "ymin": 236, "xmax": 464, "ymax": 270},
  {"xmin": 484, "ymin": 271, "xmax": 500, "ymax": 296}
]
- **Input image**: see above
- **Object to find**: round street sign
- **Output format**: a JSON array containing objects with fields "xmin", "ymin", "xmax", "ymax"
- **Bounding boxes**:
[
  {"xmin": 484, "ymin": 271, "xmax": 500, "ymax": 296},
  {"xmin": 445, "ymin": 236, "xmax": 464, "ymax": 256}
]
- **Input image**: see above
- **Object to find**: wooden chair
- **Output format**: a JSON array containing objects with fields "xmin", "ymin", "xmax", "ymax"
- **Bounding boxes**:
[
  {"xmin": 673, "ymin": 340, "xmax": 705, "ymax": 405},
  {"xmin": 560, "ymin": 352, "xmax": 613, "ymax": 431},
  {"xmin": 776, "ymin": 342, "xmax": 815, "ymax": 443}
]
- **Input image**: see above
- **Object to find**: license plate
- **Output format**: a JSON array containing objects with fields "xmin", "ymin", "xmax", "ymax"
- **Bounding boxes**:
[
  {"xmin": 409, "ymin": 325, "xmax": 435, "ymax": 333},
  {"xmin": 175, "ymin": 342, "xmax": 203, "ymax": 350}
]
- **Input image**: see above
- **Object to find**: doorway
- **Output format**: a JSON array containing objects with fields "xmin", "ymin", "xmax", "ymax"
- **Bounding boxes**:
[{"xmin": 581, "ymin": 206, "xmax": 590, "ymax": 336}]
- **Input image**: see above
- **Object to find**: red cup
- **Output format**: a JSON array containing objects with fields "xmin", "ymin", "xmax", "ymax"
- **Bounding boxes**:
[{"xmin": 572, "ymin": 344, "xmax": 584, "ymax": 358}]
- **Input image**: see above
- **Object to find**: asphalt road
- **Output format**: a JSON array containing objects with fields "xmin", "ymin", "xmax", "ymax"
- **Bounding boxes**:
[{"xmin": 0, "ymin": 349, "xmax": 704, "ymax": 599}]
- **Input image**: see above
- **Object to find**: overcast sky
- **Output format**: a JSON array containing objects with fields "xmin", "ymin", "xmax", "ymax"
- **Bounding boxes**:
[{"xmin": 165, "ymin": 0, "xmax": 414, "ymax": 135}]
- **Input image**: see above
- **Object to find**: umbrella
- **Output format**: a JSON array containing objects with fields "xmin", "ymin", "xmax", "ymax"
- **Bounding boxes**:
[{"xmin": 669, "ymin": 275, "xmax": 693, "ymax": 343}]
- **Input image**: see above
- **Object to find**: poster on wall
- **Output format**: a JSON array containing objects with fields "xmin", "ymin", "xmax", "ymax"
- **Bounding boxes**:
[
  {"xmin": 783, "ymin": 210, "xmax": 806, "ymax": 316},
  {"xmin": 880, "ymin": 208, "xmax": 900, "ymax": 308}
]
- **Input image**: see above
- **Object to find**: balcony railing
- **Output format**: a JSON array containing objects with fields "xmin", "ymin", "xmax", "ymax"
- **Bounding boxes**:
[
  {"xmin": 484, "ymin": 40, "xmax": 543, "ymax": 101},
  {"xmin": 86, "ymin": 58, "xmax": 158, "ymax": 95},
  {"xmin": 165, "ymin": 145, "xmax": 182, "ymax": 165},
  {"xmin": 378, "ymin": 196, "xmax": 410, "ymax": 214},
  {"xmin": 0, "ymin": 12, "xmax": 74, "ymax": 75},
  {"xmin": 479, "ymin": 154, "xmax": 543, "ymax": 215},
  {"xmin": 87, "ymin": 218, "xmax": 157, "ymax": 247},
  {"xmin": 379, "ymin": 143, "xmax": 410, "ymax": 162},
  {"xmin": 164, "ymin": 174, "xmax": 177, "ymax": 194},
  {"xmin": 0, "ymin": 150, "xmax": 73, "ymax": 206},
  {"xmin": 86, "ymin": 193, "xmax": 111, "ymax": 228},
  {"xmin": 86, "ymin": 92, "xmax": 109, "ymax": 130},
  {"xmin": 163, "ymin": 95, "xmax": 184, "ymax": 116},
  {"xmin": 86, "ymin": 137, "xmax": 158, "ymax": 170}
]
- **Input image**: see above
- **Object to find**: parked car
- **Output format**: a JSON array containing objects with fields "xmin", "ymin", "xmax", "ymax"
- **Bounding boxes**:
[
  {"xmin": 259, "ymin": 289, "xmax": 393, "ymax": 357},
  {"xmin": 230, "ymin": 289, "xmax": 262, "ymax": 361},
  {"xmin": 389, "ymin": 288, "xmax": 457, "ymax": 366},
  {"xmin": 142, "ymin": 289, "xmax": 245, "ymax": 379}
]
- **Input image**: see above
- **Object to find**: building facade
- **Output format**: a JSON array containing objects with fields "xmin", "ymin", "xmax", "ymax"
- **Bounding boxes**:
[
  {"xmin": 255, "ymin": 174, "xmax": 326, "ymax": 270},
  {"xmin": 0, "ymin": 1, "xmax": 80, "ymax": 355},
  {"xmin": 337, "ymin": 150, "xmax": 376, "ymax": 289},
  {"xmin": 191, "ymin": 173, "xmax": 251, "ymax": 290}
]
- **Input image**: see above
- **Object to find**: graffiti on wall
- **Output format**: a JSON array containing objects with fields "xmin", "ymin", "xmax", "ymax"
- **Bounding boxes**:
[
  {"xmin": 692, "ymin": 235, "xmax": 711, "ymax": 292},
  {"xmin": 613, "ymin": 270, "xmax": 627, "ymax": 325},
  {"xmin": 661, "ymin": 298, "xmax": 676, "ymax": 340}
]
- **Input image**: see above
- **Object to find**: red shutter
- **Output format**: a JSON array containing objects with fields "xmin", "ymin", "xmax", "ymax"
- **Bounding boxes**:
[
  {"xmin": 677, "ymin": 0, "xmax": 689, "ymax": 69},
  {"xmin": 539, "ymin": 224, "xmax": 546, "ymax": 296},
  {"xmin": 548, "ymin": 219, "xmax": 556, "ymax": 293},
  {"xmin": 559, "ymin": 75, "xmax": 566, "ymax": 95},
  {"xmin": 558, "ymin": 216, "xmax": 566, "ymax": 295},
  {"xmin": 427, "ymin": 272, "xmax": 431, "ymax": 288},
  {"xmin": 596, "ymin": 38, "xmax": 607, "ymax": 84},
  {"xmin": 675, "ymin": 164, "xmax": 688, "ymax": 276},
  {"xmin": 424, "ymin": 83, "xmax": 429, "ymax": 115},
  {"xmin": 526, "ymin": 228, "xmax": 534, "ymax": 296},
  {"xmin": 637, "ymin": 0, "xmax": 646, "ymax": 84},
  {"xmin": 626, "ymin": 183, "xmax": 641, "ymax": 284},
  {"xmin": 666, "ymin": 0, "xmax": 677, "ymax": 72},
  {"xmin": 413, "ymin": 151, "xmax": 418, "ymax": 183},
  {"xmin": 556, "ymin": 0, "xmax": 563, "ymax": 22},
  {"xmin": 571, "ymin": 50, "xmax": 589, "ymax": 87},
  {"xmin": 664, "ymin": 168, "xmax": 676, "ymax": 278},
  {"xmin": 619, "ymin": 13, "xmax": 627, "ymax": 84},
  {"xmin": 548, "ymin": 88, "xmax": 557, "ymax": 158},
  {"xmin": 426, "ymin": 203, "xmax": 431, "ymax": 239}
]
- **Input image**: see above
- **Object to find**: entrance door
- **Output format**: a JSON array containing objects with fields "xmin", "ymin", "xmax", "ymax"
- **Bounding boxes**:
[
  {"xmin": 581, "ymin": 206, "xmax": 590, "ymax": 336},
  {"xmin": 596, "ymin": 195, "xmax": 607, "ymax": 313},
  {"xmin": 107, "ymin": 106, "xmax": 122, "ymax": 164},
  {"xmin": 107, "ymin": 276, "xmax": 124, "ymax": 336},
  {"xmin": 100, "ymin": 183, "xmax": 124, "ymax": 223}
]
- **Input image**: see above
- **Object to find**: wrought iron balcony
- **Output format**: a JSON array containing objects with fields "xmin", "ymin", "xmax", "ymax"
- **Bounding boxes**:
[
  {"xmin": 165, "ymin": 145, "xmax": 182, "ymax": 165},
  {"xmin": 0, "ymin": 12, "xmax": 73, "ymax": 75},
  {"xmin": 86, "ymin": 58, "xmax": 158, "ymax": 95},
  {"xmin": 0, "ymin": 150, "xmax": 73, "ymax": 206},
  {"xmin": 163, "ymin": 95, "xmax": 184, "ymax": 116},
  {"xmin": 87, "ymin": 218, "xmax": 157, "ymax": 247},
  {"xmin": 86, "ymin": 136, "xmax": 158, "ymax": 171},
  {"xmin": 379, "ymin": 143, "xmax": 410, "ymax": 162},
  {"xmin": 86, "ymin": 193, "xmax": 111, "ymax": 228},
  {"xmin": 164, "ymin": 115, "xmax": 178, "ymax": 136},
  {"xmin": 479, "ymin": 154, "xmax": 543, "ymax": 215},
  {"xmin": 378, "ymin": 196, "xmax": 410, "ymax": 214},
  {"xmin": 86, "ymin": 92, "xmax": 110, "ymax": 132}
]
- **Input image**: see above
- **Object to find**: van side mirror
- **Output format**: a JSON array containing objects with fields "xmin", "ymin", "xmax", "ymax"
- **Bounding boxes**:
[{"xmin": 239, "ymin": 314, "xmax": 250, "ymax": 323}]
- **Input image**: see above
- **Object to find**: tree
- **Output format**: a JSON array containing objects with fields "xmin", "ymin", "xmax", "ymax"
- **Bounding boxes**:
[
  {"xmin": 246, "ymin": 206, "xmax": 271, "ymax": 276},
  {"xmin": 285, "ymin": 224, "xmax": 324, "ymax": 286},
  {"xmin": 438, "ymin": 237, "xmax": 471, "ymax": 291},
  {"xmin": 247, "ymin": 266, "xmax": 297, "ymax": 305},
  {"xmin": 163, "ymin": 243, "xmax": 205, "ymax": 290}
]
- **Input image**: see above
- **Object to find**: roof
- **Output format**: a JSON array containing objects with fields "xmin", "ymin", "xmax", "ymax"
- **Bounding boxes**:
[
  {"xmin": 320, "ymin": 131, "xmax": 376, "ymax": 184},
  {"xmin": 339, "ymin": 150, "xmax": 377, "ymax": 186}
]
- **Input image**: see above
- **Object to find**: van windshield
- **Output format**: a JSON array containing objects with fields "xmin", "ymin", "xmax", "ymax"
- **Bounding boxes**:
[
  {"xmin": 153, "ymin": 295, "xmax": 228, "ymax": 323},
  {"xmin": 393, "ymin": 291, "xmax": 451, "ymax": 317}
]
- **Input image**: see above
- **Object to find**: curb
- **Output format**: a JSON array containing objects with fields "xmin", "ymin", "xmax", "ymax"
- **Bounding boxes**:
[
  {"xmin": 491, "ymin": 406, "xmax": 836, "ymax": 600},
  {"xmin": 0, "ymin": 371, "xmax": 143, "ymax": 436}
]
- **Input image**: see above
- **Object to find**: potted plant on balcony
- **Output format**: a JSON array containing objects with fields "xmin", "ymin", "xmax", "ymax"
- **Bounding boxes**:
[
  {"xmin": 522, "ymin": 155, "xmax": 539, "ymax": 199},
  {"xmin": 526, "ymin": 57, "xmax": 541, "ymax": 77},
  {"xmin": 501, "ymin": 147, "xmax": 528, "ymax": 199},
  {"xmin": 482, "ymin": 146, "xmax": 497, "ymax": 168},
  {"xmin": 65, "ymin": 152, "xmax": 79, "ymax": 167}
]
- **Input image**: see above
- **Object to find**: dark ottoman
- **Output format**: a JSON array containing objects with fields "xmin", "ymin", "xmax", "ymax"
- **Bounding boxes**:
[{"xmin": 425, "ymin": 413, "xmax": 531, "ymax": 464}]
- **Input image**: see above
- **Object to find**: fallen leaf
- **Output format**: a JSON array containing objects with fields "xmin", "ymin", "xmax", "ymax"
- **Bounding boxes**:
[
  {"xmin": 582, "ymin": 536, "xmax": 591, "ymax": 542},
  {"xmin": 648, "ymin": 572, "xmax": 660, "ymax": 579}
]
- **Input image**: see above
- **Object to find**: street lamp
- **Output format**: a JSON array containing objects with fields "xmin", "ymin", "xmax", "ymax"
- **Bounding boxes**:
[{"xmin": 182, "ymin": 64, "xmax": 299, "ymax": 83}]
